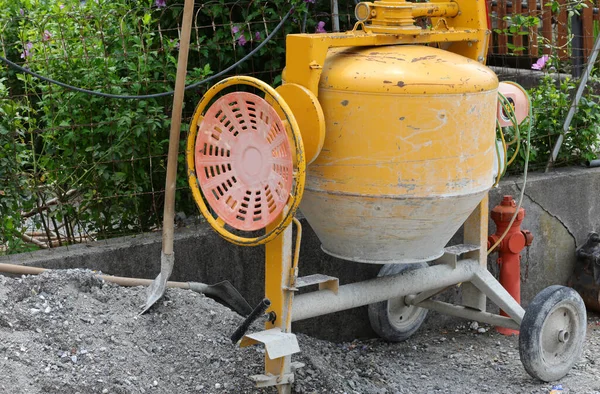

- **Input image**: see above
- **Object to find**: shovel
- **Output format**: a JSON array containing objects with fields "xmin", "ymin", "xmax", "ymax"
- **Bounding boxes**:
[
  {"xmin": 0, "ymin": 263, "xmax": 252, "ymax": 317},
  {"xmin": 143, "ymin": 0, "xmax": 195, "ymax": 313}
]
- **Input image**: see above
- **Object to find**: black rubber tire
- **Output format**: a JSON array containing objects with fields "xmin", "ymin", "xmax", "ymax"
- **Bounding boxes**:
[
  {"xmin": 368, "ymin": 262, "xmax": 429, "ymax": 342},
  {"xmin": 519, "ymin": 285, "xmax": 587, "ymax": 382}
]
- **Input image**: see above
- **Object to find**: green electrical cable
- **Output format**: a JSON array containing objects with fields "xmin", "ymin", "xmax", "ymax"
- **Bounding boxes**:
[{"xmin": 0, "ymin": 7, "xmax": 295, "ymax": 100}]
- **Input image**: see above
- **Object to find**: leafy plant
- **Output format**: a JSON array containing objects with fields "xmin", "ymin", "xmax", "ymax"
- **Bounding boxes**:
[
  {"xmin": 494, "ymin": 14, "xmax": 540, "ymax": 54},
  {"xmin": 0, "ymin": 77, "xmax": 36, "ymax": 253},
  {"xmin": 506, "ymin": 73, "xmax": 600, "ymax": 171},
  {"xmin": 0, "ymin": 0, "xmax": 344, "ymax": 253},
  {"xmin": 1, "ymin": 0, "xmax": 215, "ymax": 251}
]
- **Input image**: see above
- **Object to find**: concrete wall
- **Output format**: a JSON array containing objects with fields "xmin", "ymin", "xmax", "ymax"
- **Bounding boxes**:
[{"xmin": 2, "ymin": 166, "xmax": 599, "ymax": 341}]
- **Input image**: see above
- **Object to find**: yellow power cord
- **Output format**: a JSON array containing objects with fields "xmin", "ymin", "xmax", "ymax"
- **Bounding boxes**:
[{"xmin": 488, "ymin": 90, "xmax": 532, "ymax": 255}]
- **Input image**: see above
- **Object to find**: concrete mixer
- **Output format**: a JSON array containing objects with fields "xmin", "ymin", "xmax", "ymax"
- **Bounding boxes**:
[{"xmin": 186, "ymin": 1, "xmax": 587, "ymax": 392}]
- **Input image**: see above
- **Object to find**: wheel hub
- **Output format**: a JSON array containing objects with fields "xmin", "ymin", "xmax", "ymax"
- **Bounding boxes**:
[
  {"xmin": 541, "ymin": 304, "xmax": 580, "ymax": 366},
  {"xmin": 558, "ymin": 329, "xmax": 570, "ymax": 343}
]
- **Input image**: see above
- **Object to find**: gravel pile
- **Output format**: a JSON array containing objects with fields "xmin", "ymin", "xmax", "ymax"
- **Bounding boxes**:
[{"xmin": 0, "ymin": 269, "xmax": 599, "ymax": 394}]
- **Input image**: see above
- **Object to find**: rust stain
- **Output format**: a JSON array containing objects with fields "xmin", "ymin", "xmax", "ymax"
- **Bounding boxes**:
[
  {"xmin": 411, "ymin": 55, "xmax": 436, "ymax": 63},
  {"xmin": 394, "ymin": 82, "xmax": 457, "ymax": 88},
  {"xmin": 365, "ymin": 58, "xmax": 387, "ymax": 63},
  {"xmin": 397, "ymin": 180, "xmax": 417, "ymax": 191}
]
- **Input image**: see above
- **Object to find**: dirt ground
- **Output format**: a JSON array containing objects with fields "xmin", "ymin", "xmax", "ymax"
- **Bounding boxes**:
[{"xmin": 0, "ymin": 269, "xmax": 599, "ymax": 394}]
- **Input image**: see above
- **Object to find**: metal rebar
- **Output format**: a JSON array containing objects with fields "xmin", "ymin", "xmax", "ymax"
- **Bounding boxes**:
[{"xmin": 546, "ymin": 32, "xmax": 600, "ymax": 172}]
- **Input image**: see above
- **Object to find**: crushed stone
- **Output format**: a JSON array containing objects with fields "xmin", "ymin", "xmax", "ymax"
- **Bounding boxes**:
[{"xmin": 0, "ymin": 269, "xmax": 599, "ymax": 394}]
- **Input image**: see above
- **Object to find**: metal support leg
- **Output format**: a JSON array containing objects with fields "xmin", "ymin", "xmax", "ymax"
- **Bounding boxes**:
[
  {"xmin": 291, "ymin": 259, "xmax": 524, "ymax": 333},
  {"xmin": 462, "ymin": 195, "xmax": 489, "ymax": 311},
  {"xmin": 265, "ymin": 219, "xmax": 294, "ymax": 394},
  {"xmin": 406, "ymin": 296, "xmax": 520, "ymax": 330},
  {"xmin": 471, "ymin": 266, "xmax": 525, "ymax": 324},
  {"xmin": 293, "ymin": 260, "xmax": 480, "ymax": 322}
]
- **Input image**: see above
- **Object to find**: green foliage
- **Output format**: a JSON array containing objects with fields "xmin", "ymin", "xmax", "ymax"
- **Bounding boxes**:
[
  {"xmin": 0, "ymin": 78, "xmax": 35, "ymax": 252},
  {"xmin": 545, "ymin": 0, "xmax": 588, "ymax": 15},
  {"xmin": 494, "ymin": 14, "xmax": 540, "ymax": 54},
  {"xmin": 0, "ymin": 0, "xmax": 338, "ymax": 253},
  {"xmin": 0, "ymin": 0, "xmax": 215, "ymax": 251},
  {"xmin": 506, "ymin": 74, "xmax": 600, "ymax": 171}
]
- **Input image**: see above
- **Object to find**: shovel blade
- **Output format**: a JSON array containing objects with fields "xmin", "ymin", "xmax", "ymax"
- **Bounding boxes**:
[{"xmin": 141, "ymin": 251, "xmax": 174, "ymax": 314}]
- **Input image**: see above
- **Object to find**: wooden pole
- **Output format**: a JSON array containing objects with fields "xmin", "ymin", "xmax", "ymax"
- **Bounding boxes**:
[
  {"xmin": 162, "ymin": 0, "xmax": 195, "ymax": 256},
  {"xmin": 142, "ymin": 0, "xmax": 196, "ymax": 313}
]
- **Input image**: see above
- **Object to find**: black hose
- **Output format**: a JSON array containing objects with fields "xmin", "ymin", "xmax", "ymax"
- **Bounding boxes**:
[
  {"xmin": 0, "ymin": 7, "xmax": 294, "ymax": 100},
  {"xmin": 230, "ymin": 298, "xmax": 271, "ymax": 344}
]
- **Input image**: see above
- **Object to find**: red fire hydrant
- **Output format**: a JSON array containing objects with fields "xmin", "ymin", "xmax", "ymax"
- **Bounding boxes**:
[{"xmin": 488, "ymin": 195, "xmax": 533, "ymax": 336}]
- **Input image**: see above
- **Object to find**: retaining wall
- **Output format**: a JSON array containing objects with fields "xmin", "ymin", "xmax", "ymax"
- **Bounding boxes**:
[{"xmin": 2, "ymin": 166, "xmax": 599, "ymax": 341}]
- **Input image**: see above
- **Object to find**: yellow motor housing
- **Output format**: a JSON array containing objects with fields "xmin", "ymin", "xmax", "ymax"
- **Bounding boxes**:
[{"xmin": 299, "ymin": 45, "xmax": 499, "ymax": 263}]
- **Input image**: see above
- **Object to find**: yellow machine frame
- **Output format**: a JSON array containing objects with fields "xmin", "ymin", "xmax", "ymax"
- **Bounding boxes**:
[
  {"xmin": 266, "ymin": 3, "xmax": 491, "ymax": 392},
  {"xmin": 188, "ymin": 1, "xmax": 494, "ymax": 393}
]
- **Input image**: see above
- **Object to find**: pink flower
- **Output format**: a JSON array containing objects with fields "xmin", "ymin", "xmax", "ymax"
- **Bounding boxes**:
[
  {"xmin": 531, "ymin": 55, "xmax": 549, "ymax": 70},
  {"xmin": 21, "ymin": 42, "xmax": 33, "ymax": 59},
  {"xmin": 254, "ymin": 31, "xmax": 261, "ymax": 41},
  {"xmin": 155, "ymin": 0, "xmax": 166, "ymax": 8},
  {"xmin": 232, "ymin": 26, "xmax": 246, "ymax": 46},
  {"xmin": 316, "ymin": 21, "xmax": 326, "ymax": 34},
  {"xmin": 42, "ymin": 30, "xmax": 52, "ymax": 42}
]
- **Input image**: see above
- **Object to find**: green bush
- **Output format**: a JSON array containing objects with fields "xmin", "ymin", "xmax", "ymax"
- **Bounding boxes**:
[
  {"xmin": 504, "ymin": 74, "xmax": 600, "ymax": 172},
  {"xmin": 1, "ymin": 0, "xmax": 214, "ymax": 251},
  {"xmin": 0, "ymin": 0, "xmax": 337, "ymax": 253},
  {"xmin": 0, "ymin": 78, "xmax": 35, "ymax": 252}
]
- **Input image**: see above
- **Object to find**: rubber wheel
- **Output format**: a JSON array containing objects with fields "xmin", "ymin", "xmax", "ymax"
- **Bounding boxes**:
[
  {"xmin": 519, "ymin": 285, "xmax": 587, "ymax": 382},
  {"xmin": 368, "ymin": 262, "xmax": 429, "ymax": 342}
]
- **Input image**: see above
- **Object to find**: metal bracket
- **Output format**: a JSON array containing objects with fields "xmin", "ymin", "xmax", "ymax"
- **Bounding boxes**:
[
  {"xmin": 408, "ymin": 286, "xmax": 450, "ymax": 305},
  {"xmin": 293, "ymin": 274, "xmax": 339, "ymax": 294},
  {"xmin": 249, "ymin": 372, "xmax": 295, "ymax": 388},
  {"xmin": 439, "ymin": 244, "xmax": 480, "ymax": 268},
  {"xmin": 240, "ymin": 328, "xmax": 300, "ymax": 360},
  {"xmin": 248, "ymin": 362, "xmax": 304, "ymax": 388}
]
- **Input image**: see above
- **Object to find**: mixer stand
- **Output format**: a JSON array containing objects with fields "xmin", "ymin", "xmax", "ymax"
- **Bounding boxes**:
[{"xmin": 238, "ymin": 200, "xmax": 532, "ymax": 393}]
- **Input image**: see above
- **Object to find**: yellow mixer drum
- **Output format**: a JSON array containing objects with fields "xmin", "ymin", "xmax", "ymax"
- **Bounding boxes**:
[{"xmin": 299, "ymin": 45, "xmax": 499, "ymax": 264}]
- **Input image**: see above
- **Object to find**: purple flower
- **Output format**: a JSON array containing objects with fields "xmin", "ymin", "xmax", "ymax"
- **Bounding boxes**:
[
  {"xmin": 19, "ymin": 8, "xmax": 24, "ymax": 16},
  {"xmin": 21, "ymin": 42, "xmax": 33, "ymax": 59},
  {"xmin": 42, "ymin": 30, "xmax": 52, "ymax": 42},
  {"xmin": 531, "ymin": 55, "xmax": 549, "ymax": 70},
  {"xmin": 155, "ymin": 0, "xmax": 166, "ymax": 8},
  {"xmin": 232, "ymin": 26, "xmax": 246, "ymax": 46},
  {"xmin": 59, "ymin": 4, "xmax": 65, "ymax": 9},
  {"xmin": 254, "ymin": 31, "xmax": 261, "ymax": 42},
  {"xmin": 304, "ymin": 0, "xmax": 316, "ymax": 3},
  {"xmin": 316, "ymin": 21, "xmax": 326, "ymax": 33}
]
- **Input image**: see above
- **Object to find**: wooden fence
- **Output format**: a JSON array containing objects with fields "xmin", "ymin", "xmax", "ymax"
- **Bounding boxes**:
[{"xmin": 487, "ymin": 0, "xmax": 599, "ymax": 60}]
